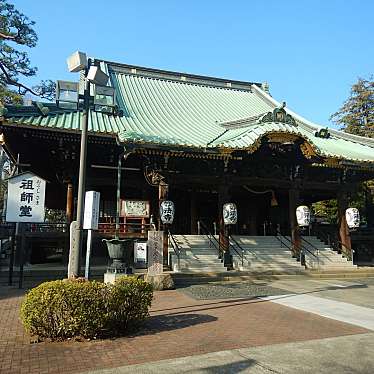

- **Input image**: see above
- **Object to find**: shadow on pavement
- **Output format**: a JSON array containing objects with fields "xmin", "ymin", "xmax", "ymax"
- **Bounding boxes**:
[
  {"xmin": 152, "ymin": 284, "xmax": 369, "ymax": 316},
  {"xmin": 184, "ymin": 358, "xmax": 257, "ymax": 373},
  {"xmin": 132, "ymin": 313, "xmax": 218, "ymax": 337}
]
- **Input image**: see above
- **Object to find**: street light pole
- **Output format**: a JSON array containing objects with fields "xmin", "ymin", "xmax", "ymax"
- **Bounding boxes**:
[
  {"xmin": 64, "ymin": 52, "xmax": 111, "ymax": 278},
  {"xmin": 69, "ymin": 60, "xmax": 91, "ymax": 278}
]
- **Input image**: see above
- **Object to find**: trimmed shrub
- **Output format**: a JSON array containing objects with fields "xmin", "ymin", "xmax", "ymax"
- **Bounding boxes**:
[{"xmin": 20, "ymin": 277, "xmax": 153, "ymax": 340}]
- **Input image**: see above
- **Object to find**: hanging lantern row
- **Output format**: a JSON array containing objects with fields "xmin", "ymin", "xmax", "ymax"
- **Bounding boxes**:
[
  {"xmin": 160, "ymin": 200, "xmax": 175, "ymax": 225},
  {"xmin": 296, "ymin": 205, "xmax": 360, "ymax": 230},
  {"xmin": 223, "ymin": 203, "xmax": 238, "ymax": 225},
  {"xmin": 158, "ymin": 201, "xmax": 360, "ymax": 230},
  {"xmin": 346, "ymin": 208, "xmax": 360, "ymax": 229}
]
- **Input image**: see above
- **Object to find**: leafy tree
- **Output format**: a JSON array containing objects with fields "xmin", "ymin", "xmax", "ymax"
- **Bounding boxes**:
[
  {"xmin": 0, "ymin": 0, "xmax": 55, "ymax": 104},
  {"xmin": 330, "ymin": 77, "xmax": 374, "ymax": 137},
  {"xmin": 312, "ymin": 199, "xmax": 338, "ymax": 224},
  {"xmin": 314, "ymin": 78, "xmax": 374, "ymax": 226}
]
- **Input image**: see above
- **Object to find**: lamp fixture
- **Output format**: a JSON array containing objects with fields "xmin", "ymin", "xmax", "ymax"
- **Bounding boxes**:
[
  {"xmin": 67, "ymin": 51, "xmax": 88, "ymax": 73},
  {"xmin": 94, "ymin": 85, "xmax": 115, "ymax": 113},
  {"xmin": 56, "ymin": 80, "xmax": 79, "ymax": 109},
  {"xmin": 87, "ymin": 66, "xmax": 109, "ymax": 86},
  {"xmin": 270, "ymin": 191, "xmax": 278, "ymax": 207}
]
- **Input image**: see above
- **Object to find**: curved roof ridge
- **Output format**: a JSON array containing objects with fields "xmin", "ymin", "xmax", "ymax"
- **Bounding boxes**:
[
  {"xmin": 251, "ymin": 84, "xmax": 374, "ymax": 148},
  {"xmin": 103, "ymin": 60, "xmax": 261, "ymax": 91}
]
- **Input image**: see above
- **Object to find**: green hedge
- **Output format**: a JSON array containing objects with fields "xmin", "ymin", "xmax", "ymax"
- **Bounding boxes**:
[{"xmin": 20, "ymin": 277, "xmax": 153, "ymax": 340}]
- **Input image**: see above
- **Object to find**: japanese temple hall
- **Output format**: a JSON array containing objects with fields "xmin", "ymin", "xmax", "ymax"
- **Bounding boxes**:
[{"xmin": 1, "ymin": 58, "xmax": 374, "ymax": 272}]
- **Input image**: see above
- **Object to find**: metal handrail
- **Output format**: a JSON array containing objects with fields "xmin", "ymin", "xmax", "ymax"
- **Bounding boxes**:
[
  {"xmin": 313, "ymin": 228, "xmax": 353, "ymax": 261},
  {"xmin": 168, "ymin": 230, "xmax": 181, "ymax": 270},
  {"xmin": 314, "ymin": 228, "xmax": 341, "ymax": 249},
  {"xmin": 276, "ymin": 230, "xmax": 318, "ymax": 261},
  {"xmin": 300, "ymin": 236, "xmax": 327, "ymax": 258},
  {"xmin": 198, "ymin": 220, "xmax": 222, "ymax": 259},
  {"xmin": 229, "ymin": 235, "xmax": 252, "ymax": 268}
]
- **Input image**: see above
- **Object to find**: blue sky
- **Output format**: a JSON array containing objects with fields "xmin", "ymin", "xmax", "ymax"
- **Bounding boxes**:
[{"xmin": 12, "ymin": 0, "xmax": 374, "ymax": 127}]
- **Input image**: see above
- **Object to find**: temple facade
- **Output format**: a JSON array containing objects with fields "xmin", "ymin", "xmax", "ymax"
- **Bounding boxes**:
[{"xmin": 1, "ymin": 59, "xmax": 374, "ymax": 270}]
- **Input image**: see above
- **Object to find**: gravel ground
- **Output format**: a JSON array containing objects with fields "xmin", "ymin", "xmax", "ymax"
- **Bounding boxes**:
[{"xmin": 179, "ymin": 282, "xmax": 287, "ymax": 300}]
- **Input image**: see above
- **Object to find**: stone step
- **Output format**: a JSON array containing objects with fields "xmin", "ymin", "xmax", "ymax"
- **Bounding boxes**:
[
  {"xmin": 179, "ymin": 267, "xmax": 227, "ymax": 273},
  {"xmin": 234, "ymin": 254, "xmax": 293, "ymax": 260},
  {"xmin": 179, "ymin": 259, "xmax": 222, "ymax": 266},
  {"xmin": 243, "ymin": 265, "xmax": 305, "ymax": 271},
  {"xmin": 307, "ymin": 262, "xmax": 355, "ymax": 268},
  {"xmin": 181, "ymin": 263, "xmax": 224, "ymax": 269}
]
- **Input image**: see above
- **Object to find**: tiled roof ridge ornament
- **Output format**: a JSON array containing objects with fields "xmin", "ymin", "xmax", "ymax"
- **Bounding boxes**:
[
  {"xmin": 34, "ymin": 101, "xmax": 50, "ymax": 116},
  {"xmin": 315, "ymin": 127, "xmax": 331, "ymax": 139},
  {"xmin": 260, "ymin": 102, "xmax": 297, "ymax": 127}
]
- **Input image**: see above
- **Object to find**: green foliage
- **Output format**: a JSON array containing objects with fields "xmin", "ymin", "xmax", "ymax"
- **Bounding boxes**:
[
  {"xmin": 0, "ymin": 84, "xmax": 22, "ymax": 104},
  {"xmin": 0, "ymin": 0, "xmax": 55, "ymax": 103},
  {"xmin": 330, "ymin": 77, "xmax": 374, "ymax": 138},
  {"xmin": 312, "ymin": 199, "xmax": 338, "ymax": 224},
  {"xmin": 45, "ymin": 209, "xmax": 67, "ymax": 223},
  {"xmin": 32, "ymin": 79, "xmax": 55, "ymax": 101},
  {"xmin": 107, "ymin": 276, "xmax": 154, "ymax": 332},
  {"xmin": 312, "ymin": 182, "xmax": 373, "ymax": 226},
  {"xmin": 20, "ymin": 277, "xmax": 153, "ymax": 340}
]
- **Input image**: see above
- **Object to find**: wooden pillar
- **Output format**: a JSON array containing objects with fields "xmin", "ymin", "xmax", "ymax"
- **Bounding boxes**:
[
  {"xmin": 158, "ymin": 182, "xmax": 169, "ymax": 265},
  {"xmin": 337, "ymin": 190, "xmax": 351, "ymax": 256},
  {"xmin": 190, "ymin": 190, "xmax": 198, "ymax": 234},
  {"xmin": 289, "ymin": 188, "xmax": 301, "ymax": 257},
  {"xmin": 66, "ymin": 182, "xmax": 73, "ymax": 224},
  {"xmin": 218, "ymin": 185, "xmax": 229, "ymax": 256}
]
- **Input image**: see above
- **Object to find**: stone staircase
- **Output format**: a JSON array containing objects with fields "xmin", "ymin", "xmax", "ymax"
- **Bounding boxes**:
[
  {"xmin": 230, "ymin": 236, "xmax": 305, "ymax": 274},
  {"xmin": 169, "ymin": 235, "xmax": 357, "ymax": 275},
  {"xmin": 169, "ymin": 235, "xmax": 227, "ymax": 273},
  {"xmin": 300, "ymin": 236, "xmax": 357, "ymax": 271}
]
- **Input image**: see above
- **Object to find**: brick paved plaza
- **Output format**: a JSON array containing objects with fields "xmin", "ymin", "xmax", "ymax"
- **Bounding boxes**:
[{"xmin": 0, "ymin": 279, "xmax": 371, "ymax": 374}]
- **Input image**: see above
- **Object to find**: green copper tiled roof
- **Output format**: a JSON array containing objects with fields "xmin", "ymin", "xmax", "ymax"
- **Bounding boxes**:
[{"xmin": 3, "ymin": 61, "xmax": 374, "ymax": 163}]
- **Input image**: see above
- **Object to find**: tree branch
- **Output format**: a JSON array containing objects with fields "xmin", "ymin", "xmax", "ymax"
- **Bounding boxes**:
[
  {"xmin": 0, "ymin": 60, "xmax": 38, "ymax": 96},
  {"xmin": 0, "ymin": 31, "xmax": 17, "ymax": 41}
]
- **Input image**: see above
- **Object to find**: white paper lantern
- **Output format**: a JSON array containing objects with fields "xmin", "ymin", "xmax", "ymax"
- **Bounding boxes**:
[
  {"xmin": 296, "ymin": 205, "xmax": 310, "ymax": 227},
  {"xmin": 160, "ymin": 200, "xmax": 175, "ymax": 225},
  {"xmin": 346, "ymin": 208, "xmax": 360, "ymax": 229},
  {"xmin": 223, "ymin": 203, "xmax": 237, "ymax": 225}
]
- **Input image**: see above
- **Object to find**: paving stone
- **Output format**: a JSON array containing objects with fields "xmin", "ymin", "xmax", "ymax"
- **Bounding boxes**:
[
  {"xmin": 0, "ymin": 280, "xmax": 369, "ymax": 374},
  {"xmin": 178, "ymin": 281, "xmax": 287, "ymax": 300}
]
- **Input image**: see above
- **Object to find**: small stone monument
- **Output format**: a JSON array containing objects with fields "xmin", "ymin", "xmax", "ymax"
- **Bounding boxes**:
[{"xmin": 145, "ymin": 230, "xmax": 174, "ymax": 290}]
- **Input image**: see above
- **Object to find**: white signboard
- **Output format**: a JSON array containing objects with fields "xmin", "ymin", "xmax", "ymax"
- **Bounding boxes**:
[
  {"xmin": 147, "ymin": 230, "xmax": 163, "ymax": 275},
  {"xmin": 134, "ymin": 241, "xmax": 147, "ymax": 263},
  {"xmin": 6, "ymin": 172, "xmax": 46, "ymax": 223},
  {"xmin": 121, "ymin": 200, "xmax": 150, "ymax": 217},
  {"xmin": 83, "ymin": 191, "xmax": 100, "ymax": 230}
]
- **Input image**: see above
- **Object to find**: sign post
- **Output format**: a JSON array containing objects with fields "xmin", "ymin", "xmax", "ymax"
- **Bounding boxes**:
[
  {"xmin": 5, "ymin": 172, "xmax": 46, "ymax": 288},
  {"xmin": 83, "ymin": 191, "xmax": 100, "ymax": 279}
]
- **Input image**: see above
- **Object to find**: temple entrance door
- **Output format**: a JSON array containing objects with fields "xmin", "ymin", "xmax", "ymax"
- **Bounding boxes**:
[
  {"xmin": 235, "ymin": 188, "xmax": 287, "ymax": 236},
  {"xmin": 197, "ymin": 191, "xmax": 218, "ymax": 234}
]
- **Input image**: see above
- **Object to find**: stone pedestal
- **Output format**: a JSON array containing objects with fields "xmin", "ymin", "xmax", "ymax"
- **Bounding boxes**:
[{"xmin": 144, "ymin": 273, "xmax": 174, "ymax": 290}]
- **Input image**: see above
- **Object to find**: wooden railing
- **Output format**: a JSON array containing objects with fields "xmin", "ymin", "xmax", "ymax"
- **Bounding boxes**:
[{"xmin": 98, "ymin": 222, "xmax": 153, "ymax": 236}]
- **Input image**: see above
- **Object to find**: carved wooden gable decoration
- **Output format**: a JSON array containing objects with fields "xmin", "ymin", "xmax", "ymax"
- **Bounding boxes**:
[{"xmin": 260, "ymin": 106, "xmax": 297, "ymax": 127}]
